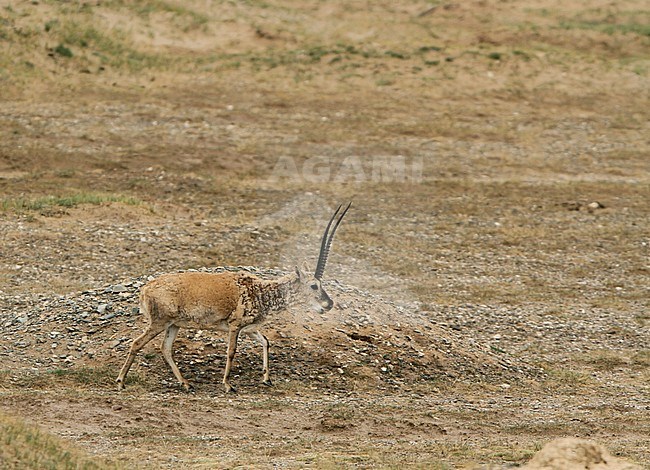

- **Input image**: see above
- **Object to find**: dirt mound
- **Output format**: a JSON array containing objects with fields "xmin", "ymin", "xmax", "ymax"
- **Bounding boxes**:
[
  {"xmin": 0, "ymin": 267, "xmax": 539, "ymax": 392},
  {"xmin": 524, "ymin": 438, "xmax": 642, "ymax": 470}
]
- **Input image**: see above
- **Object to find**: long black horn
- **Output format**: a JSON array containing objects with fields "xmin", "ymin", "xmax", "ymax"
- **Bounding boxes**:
[
  {"xmin": 315, "ymin": 204, "xmax": 342, "ymax": 276},
  {"xmin": 315, "ymin": 202, "xmax": 351, "ymax": 280}
]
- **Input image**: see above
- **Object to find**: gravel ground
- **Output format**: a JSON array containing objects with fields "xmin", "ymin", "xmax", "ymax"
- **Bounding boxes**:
[{"xmin": 1, "ymin": 1, "xmax": 648, "ymax": 465}]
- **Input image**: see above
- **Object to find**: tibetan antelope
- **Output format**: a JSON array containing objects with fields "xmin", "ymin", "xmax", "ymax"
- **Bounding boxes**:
[{"xmin": 116, "ymin": 202, "xmax": 351, "ymax": 393}]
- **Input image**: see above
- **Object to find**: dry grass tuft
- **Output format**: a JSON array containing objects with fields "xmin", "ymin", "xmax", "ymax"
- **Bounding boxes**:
[{"xmin": 0, "ymin": 413, "xmax": 122, "ymax": 469}]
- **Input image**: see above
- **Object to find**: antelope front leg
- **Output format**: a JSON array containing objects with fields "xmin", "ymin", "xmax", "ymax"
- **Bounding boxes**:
[
  {"xmin": 223, "ymin": 326, "xmax": 241, "ymax": 393},
  {"xmin": 259, "ymin": 333, "xmax": 271, "ymax": 386}
]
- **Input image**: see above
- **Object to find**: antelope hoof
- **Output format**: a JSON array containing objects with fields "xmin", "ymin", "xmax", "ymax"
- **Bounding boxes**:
[
  {"xmin": 262, "ymin": 379, "xmax": 273, "ymax": 387},
  {"xmin": 116, "ymin": 379, "xmax": 125, "ymax": 391},
  {"xmin": 224, "ymin": 384, "xmax": 237, "ymax": 394},
  {"xmin": 182, "ymin": 383, "xmax": 194, "ymax": 393}
]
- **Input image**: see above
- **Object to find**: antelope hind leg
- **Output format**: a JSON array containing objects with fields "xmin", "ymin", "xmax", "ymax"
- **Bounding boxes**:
[
  {"xmin": 246, "ymin": 330, "xmax": 272, "ymax": 386},
  {"xmin": 223, "ymin": 326, "xmax": 241, "ymax": 393},
  {"xmin": 116, "ymin": 325, "xmax": 165, "ymax": 389}
]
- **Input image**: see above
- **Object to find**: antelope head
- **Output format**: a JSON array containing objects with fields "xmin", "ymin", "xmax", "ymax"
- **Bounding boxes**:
[{"xmin": 295, "ymin": 202, "xmax": 351, "ymax": 314}]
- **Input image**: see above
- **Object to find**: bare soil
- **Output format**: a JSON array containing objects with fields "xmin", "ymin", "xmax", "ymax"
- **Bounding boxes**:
[{"xmin": 0, "ymin": 0, "xmax": 648, "ymax": 468}]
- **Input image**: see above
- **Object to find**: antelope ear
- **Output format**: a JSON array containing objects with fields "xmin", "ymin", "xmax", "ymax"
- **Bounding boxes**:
[{"xmin": 301, "ymin": 260, "xmax": 311, "ymax": 274}]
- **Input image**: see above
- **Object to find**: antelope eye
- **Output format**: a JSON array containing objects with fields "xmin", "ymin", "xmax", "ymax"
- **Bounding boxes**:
[{"xmin": 310, "ymin": 284, "xmax": 319, "ymax": 290}]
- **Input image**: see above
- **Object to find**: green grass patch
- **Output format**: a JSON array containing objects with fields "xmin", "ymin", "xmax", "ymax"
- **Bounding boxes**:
[
  {"xmin": 542, "ymin": 366, "xmax": 592, "ymax": 390},
  {"xmin": 41, "ymin": 0, "xmax": 208, "ymax": 31},
  {"xmin": 559, "ymin": 20, "xmax": 650, "ymax": 37},
  {"xmin": 107, "ymin": 0, "xmax": 209, "ymax": 31},
  {"xmin": 56, "ymin": 21, "xmax": 172, "ymax": 71},
  {"xmin": 418, "ymin": 45, "xmax": 443, "ymax": 53},
  {"xmin": 385, "ymin": 50, "xmax": 409, "ymax": 59},
  {"xmin": 48, "ymin": 366, "xmax": 118, "ymax": 387},
  {"xmin": 53, "ymin": 44, "xmax": 73, "ymax": 58},
  {"xmin": 575, "ymin": 350, "xmax": 650, "ymax": 371},
  {"xmin": 5, "ymin": 366, "xmax": 150, "ymax": 390},
  {"xmin": 238, "ymin": 43, "xmax": 416, "ymax": 70},
  {"xmin": 1, "ymin": 193, "xmax": 142, "ymax": 213},
  {"xmin": 512, "ymin": 49, "xmax": 531, "ymax": 61}
]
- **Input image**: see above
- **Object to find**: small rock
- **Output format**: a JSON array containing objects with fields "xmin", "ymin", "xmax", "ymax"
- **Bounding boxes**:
[{"xmin": 586, "ymin": 201, "xmax": 605, "ymax": 211}]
